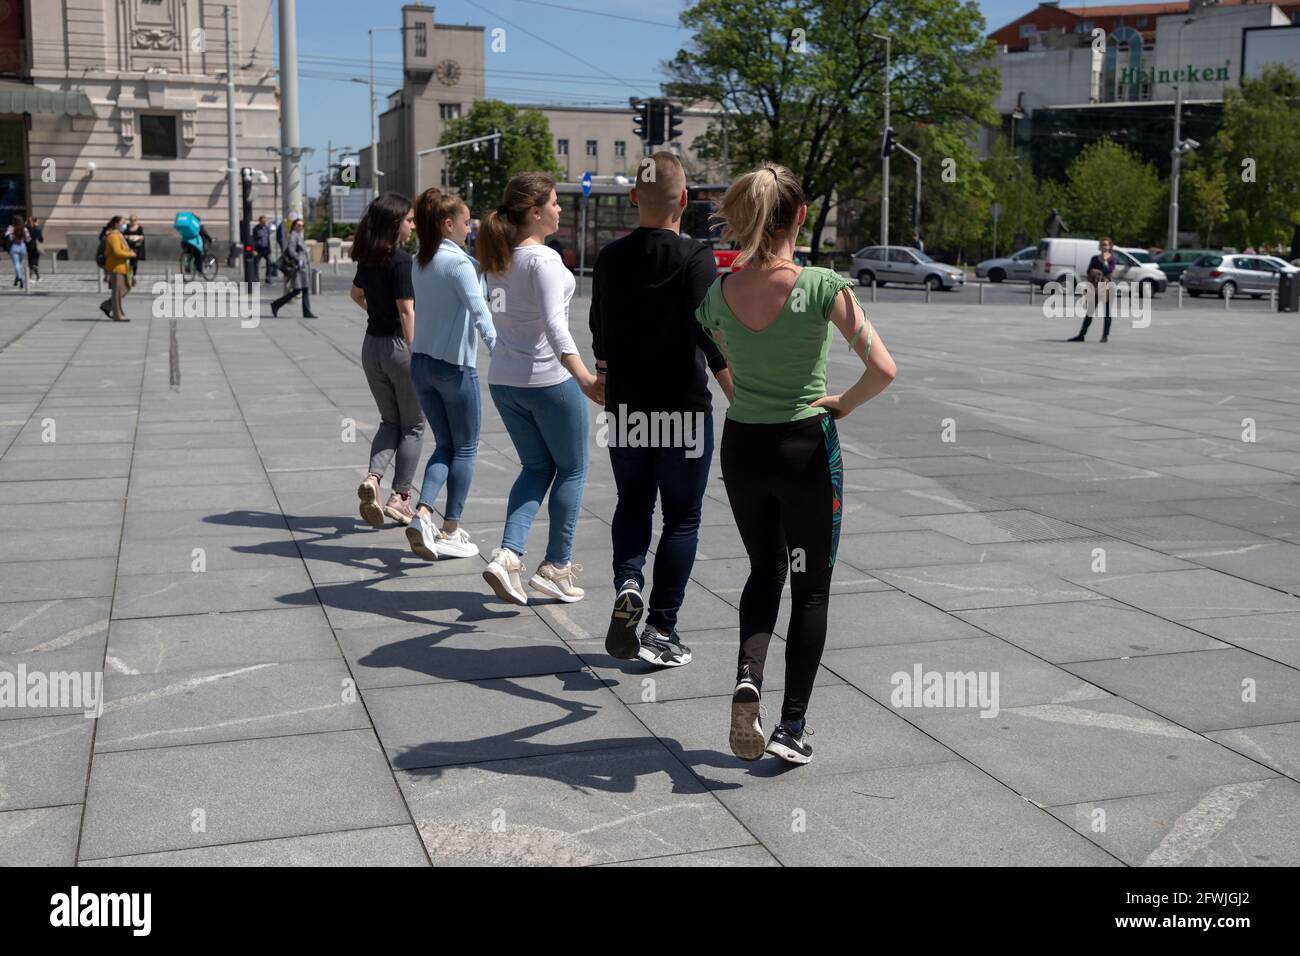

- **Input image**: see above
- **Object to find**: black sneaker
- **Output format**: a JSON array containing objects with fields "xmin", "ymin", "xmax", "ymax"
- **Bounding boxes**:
[
  {"xmin": 604, "ymin": 579, "xmax": 644, "ymax": 660},
  {"xmin": 637, "ymin": 626, "xmax": 691, "ymax": 668},
  {"xmin": 729, "ymin": 669, "xmax": 764, "ymax": 761},
  {"xmin": 766, "ymin": 722, "xmax": 814, "ymax": 765}
]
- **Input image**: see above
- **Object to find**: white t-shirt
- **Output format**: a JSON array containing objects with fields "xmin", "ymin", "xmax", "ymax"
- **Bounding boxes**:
[{"xmin": 485, "ymin": 244, "xmax": 577, "ymax": 388}]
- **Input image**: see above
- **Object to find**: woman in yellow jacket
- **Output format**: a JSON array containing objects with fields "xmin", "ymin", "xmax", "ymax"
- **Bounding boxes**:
[{"xmin": 99, "ymin": 215, "xmax": 135, "ymax": 322}]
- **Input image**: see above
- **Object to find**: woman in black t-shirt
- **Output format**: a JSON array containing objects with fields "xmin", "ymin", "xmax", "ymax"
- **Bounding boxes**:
[{"xmin": 350, "ymin": 193, "xmax": 425, "ymax": 528}]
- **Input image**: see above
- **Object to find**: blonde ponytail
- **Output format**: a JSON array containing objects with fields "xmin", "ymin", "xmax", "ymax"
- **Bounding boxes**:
[{"xmin": 713, "ymin": 162, "xmax": 803, "ymax": 268}]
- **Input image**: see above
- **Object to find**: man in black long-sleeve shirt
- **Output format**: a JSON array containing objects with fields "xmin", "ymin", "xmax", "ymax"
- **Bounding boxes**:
[{"xmin": 590, "ymin": 150, "xmax": 733, "ymax": 668}]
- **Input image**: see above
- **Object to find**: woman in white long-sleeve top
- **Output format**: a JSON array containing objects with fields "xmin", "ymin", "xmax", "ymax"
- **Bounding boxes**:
[
  {"xmin": 476, "ymin": 172, "xmax": 602, "ymax": 606},
  {"xmin": 405, "ymin": 187, "xmax": 498, "ymax": 562}
]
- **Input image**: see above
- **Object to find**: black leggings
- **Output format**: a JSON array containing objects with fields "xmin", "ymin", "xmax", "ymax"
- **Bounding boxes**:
[{"xmin": 720, "ymin": 414, "xmax": 843, "ymax": 724}]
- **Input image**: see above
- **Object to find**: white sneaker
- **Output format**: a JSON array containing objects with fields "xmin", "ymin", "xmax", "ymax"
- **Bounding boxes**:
[
  {"xmin": 436, "ymin": 526, "xmax": 479, "ymax": 559},
  {"xmin": 484, "ymin": 548, "xmax": 528, "ymax": 605},
  {"xmin": 405, "ymin": 513, "xmax": 439, "ymax": 561},
  {"xmin": 529, "ymin": 561, "xmax": 585, "ymax": 603}
]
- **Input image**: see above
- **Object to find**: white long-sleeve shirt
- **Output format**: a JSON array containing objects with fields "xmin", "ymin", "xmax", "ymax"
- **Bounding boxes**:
[{"xmin": 484, "ymin": 244, "xmax": 577, "ymax": 387}]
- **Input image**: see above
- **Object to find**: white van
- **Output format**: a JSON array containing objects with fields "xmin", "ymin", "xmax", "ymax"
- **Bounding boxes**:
[{"xmin": 1032, "ymin": 237, "xmax": 1167, "ymax": 295}]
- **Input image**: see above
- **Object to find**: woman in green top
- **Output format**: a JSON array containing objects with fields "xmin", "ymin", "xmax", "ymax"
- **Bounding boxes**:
[{"xmin": 697, "ymin": 162, "xmax": 897, "ymax": 765}]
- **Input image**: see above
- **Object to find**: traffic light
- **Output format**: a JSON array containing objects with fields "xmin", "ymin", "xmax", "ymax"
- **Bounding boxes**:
[
  {"xmin": 880, "ymin": 126, "xmax": 896, "ymax": 160},
  {"xmin": 647, "ymin": 98, "xmax": 666, "ymax": 146},
  {"xmin": 633, "ymin": 100, "xmax": 649, "ymax": 141},
  {"xmin": 666, "ymin": 102, "xmax": 684, "ymax": 142}
]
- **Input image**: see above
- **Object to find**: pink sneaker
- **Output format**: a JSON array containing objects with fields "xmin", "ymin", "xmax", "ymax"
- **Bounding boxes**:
[
  {"xmin": 357, "ymin": 475, "xmax": 384, "ymax": 528},
  {"xmin": 383, "ymin": 491, "xmax": 415, "ymax": 525}
]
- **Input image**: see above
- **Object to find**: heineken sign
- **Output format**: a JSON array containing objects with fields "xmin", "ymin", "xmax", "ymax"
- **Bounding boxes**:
[{"xmin": 1120, "ymin": 61, "xmax": 1231, "ymax": 86}]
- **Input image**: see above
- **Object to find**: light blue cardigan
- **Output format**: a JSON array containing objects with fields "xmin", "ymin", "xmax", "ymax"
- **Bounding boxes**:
[{"xmin": 411, "ymin": 238, "xmax": 497, "ymax": 368}]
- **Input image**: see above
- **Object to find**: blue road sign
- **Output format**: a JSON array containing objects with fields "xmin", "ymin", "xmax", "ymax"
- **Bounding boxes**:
[{"xmin": 581, "ymin": 171, "xmax": 592, "ymax": 198}]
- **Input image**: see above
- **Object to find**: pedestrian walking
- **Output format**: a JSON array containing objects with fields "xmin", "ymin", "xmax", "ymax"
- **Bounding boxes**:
[
  {"xmin": 123, "ymin": 215, "xmax": 145, "ymax": 280},
  {"xmin": 251, "ymin": 215, "xmax": 273, "ymax": 282},
  {"xmin": 403, "ymin": 187, "xmax": 497, "ymax": 562},
  {"xmin": 97, "ymin": 215, "xmax": 135, "ymax": 321},
  {"xmin": 3, "ymin": 214, "xmax": 29, "ymax": 288},
  {"xmin": 24, "ymin": 216, "xmax": 43, "ymax": 282},
  {"xmin": 695, "ymin": 162, "xmax": 897, "ymax": 765},
  {"xmin": 1068, "ymin": 237, "xmax": 1117, "ymax": 342},
  {"xmin": 349, "ymin": 193, "xmax": 424, "ymax": 529},
  {"xmin": 478, "ymin": 172, "xmax": 602, "ymax": 606},
  {"xmin": 589, "ymin": 150, "xmax": 734, "ymax": 669},
  {"xmin": 269, "ymin": 220, "xmax": 317, "ymax": 318}
]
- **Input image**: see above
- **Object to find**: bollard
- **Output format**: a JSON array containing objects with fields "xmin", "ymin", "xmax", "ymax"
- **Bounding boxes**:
[
  {"xmin": 978, "ymin": 282, "xmax": 984, "ymax": 305},
  {"xmin": 333, "ymin": 260, "xmax": 338, "ymax": 275},
  {"xmin": 1177, "ymin": 284, "xmax": 1183, "ymax": 309},
  {"xmin": 1224, "ymin": 289, "xmax": 1231, "ymax": 311},
  {"xmin": 23, "ymin": 259, "xmax": 30, "ymax": 295},
  {"xmin": 925, "ymin": 285, "xmax": 931, "ymax": 304},
  {"xmin": 1028, "ymin": 282, "xmax": 1034, "ymax": 306},
  {"xmin": 871, "ymin": 280, "xmax": 877, "ymax": 303},
  {"xmin": 98, "ymin": 269, "xmax": 105, "ymax": 294},
  {"xmin": 1270, "ymin": 288, "xmax": 1277, "ymax": 310},
  {"xmin": 313, "ymin": 268, "xmax": 321, "ymax": 296}
]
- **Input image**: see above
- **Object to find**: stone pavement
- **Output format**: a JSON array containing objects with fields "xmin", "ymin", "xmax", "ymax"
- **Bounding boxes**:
[{"xmin": 1, "ymin": 290, "xmax": 1298, "ymax": 867}]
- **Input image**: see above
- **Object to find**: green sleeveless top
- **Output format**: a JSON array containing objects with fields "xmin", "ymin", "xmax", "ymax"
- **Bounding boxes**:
[{"xmin": 695, "ymin": 266, "xmax": 855, "ymax": 424}]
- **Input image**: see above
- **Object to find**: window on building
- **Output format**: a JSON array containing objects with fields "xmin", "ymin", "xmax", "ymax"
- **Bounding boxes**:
[
  {"xmin": 1136, "ymin": 16, "xmax": 1148, "ymax": 27},
  {"xmin": 614, "ymin": 140, "xmax": 626, "ymax": 158},
  {"xmin": 1019, "ymin": 24, "xmax": 1037, "ymax": 38},
  {"xmin": 149, "ymin": 171, "xmax": 170, "ymax": 195},
  {"xmin": 440, "ymin": 166, "xmax": 449, "ymax": 188},
  {"xmin": 557, "ymin": 138, "xmax": 569, "ymax": 156},
  {"xmin": 586, "ymin": 140, "xmax": 598, "ymax": 157},
  {"xmin": 439, "ymin": 103, "xmax": 461, "ymax": 120},
  {"xmin": 140, "ymin": 114, "xmax": 178, "ymax": 159},
  {"xmin": 415, "ymin": 23, "xmax": 427, "ymax": 58}
]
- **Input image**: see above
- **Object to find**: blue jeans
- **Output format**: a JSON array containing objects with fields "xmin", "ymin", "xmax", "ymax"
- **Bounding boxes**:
[
  {"xmin": 489, "ymin": 378, "xmax": 589, "ymax": 565},
  {"xmin": 410, "ymin": 353, "xmax": 481, "ymax": 522},
  {"xmin": 9, "ymin": 243, "xmax": 26, "ymax": 280},
  {"xmin": 609, "ymin": 413, "xmax": 714, "ymax": 632}
]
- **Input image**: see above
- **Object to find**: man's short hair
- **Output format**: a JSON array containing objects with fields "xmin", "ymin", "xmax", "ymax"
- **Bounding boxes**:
[{"xmin": 634, "ymin": 150, "xmax": 687, "ymax": 219}]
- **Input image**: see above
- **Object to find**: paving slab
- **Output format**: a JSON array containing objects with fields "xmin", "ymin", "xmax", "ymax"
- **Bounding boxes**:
[
  {"xmin": 1086, "ymin": 569, "xmax": 1300, "ymax": 621},
  {"xmin": 396, "ymin": 743, "xmax": 753, "ymax": 866},
  {"xmin": 872, "ymin": 561, "xmax": 1101, "ymax": 611},
  {"xmin": 81, "ymin": 824, "xmax": 429, "ymax": 867},
  {"xmin": 0, "ymin": 715, "xmax": 94, "ymax": 810},
  {"xmin": 1048, "ymin": 777, "xmax": 1300, "ymax": 866},
  {"xmin": 0, "ymin": 805, "xmax": 83, "ymax": 866},
  {"xmin": 78, "ymin": 729, "xmax": 408, "ymax": 860}
]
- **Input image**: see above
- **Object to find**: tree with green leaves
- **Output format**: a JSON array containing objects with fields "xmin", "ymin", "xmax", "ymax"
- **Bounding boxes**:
[
  {"xmin": 1216, "ymin": 65, "xmax": 1300, "ymax": 250},
  {"xmin": 440, "ymin": 100, "xmax": 562, "ymax": 217},
  {"xmin": 1179, "ymin": 158, "xmax": 1229, "ymax": 247},
  {"xmin": 1061, "ymin": 140, "xmax": 1164, "ymax": 244},
  {"xmin": 665, "ymin": 0, "xmax": 999, "ymax": 258}
]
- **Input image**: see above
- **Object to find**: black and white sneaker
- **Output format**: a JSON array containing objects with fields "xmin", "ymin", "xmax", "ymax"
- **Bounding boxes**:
[
  {"xmin": 604, "ymin": 579, "xmax": 644, "ymax": 660},
  {"xmin": 729, "ymin": 670, "xmax": 765, "ymax": 761},
  {"xmin": 765, "ymin": 722, "xmax": 814, "ymax": 765},
  {"xmin": 637, "ymin": 626, "xmax": 692, "ymax": 668}
]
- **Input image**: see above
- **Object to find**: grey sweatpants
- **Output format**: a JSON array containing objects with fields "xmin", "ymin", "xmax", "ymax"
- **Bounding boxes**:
[{"xmin": 361, "ymin": 333, "xmax": 424, "ymax": 493}]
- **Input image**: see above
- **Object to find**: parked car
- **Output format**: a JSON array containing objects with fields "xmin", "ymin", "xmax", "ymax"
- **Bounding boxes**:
[
  {"xmin": 975, "ymin": 246, "xmax": 1036, "ymax": 283},
  {"xmin": 1118, "ymin": 246, "xmax": 1155, "ymax": 264},
  {"xmin": 1181, "ymin": 253, "xmax": 1300, "ymax": 298},
  {"xmin": 851, "ymin": 245, "xmax": 966, "ymax": 290},
  {"xmin": 1032, "ymin": 237, "xmax": 1167, "ymax": 295},
  {"xmin": 1154, "ymin": 248, "xmax": 1215, "ymax": 282}
]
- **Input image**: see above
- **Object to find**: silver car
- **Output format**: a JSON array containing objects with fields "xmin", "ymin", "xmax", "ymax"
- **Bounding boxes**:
[
  {"xmin": 852, "ymin": 245, "xmax": 966, "ymax": 290},
  {"xmin": 1182, "ymin": 253, "xmax": 1300, "ymax": 299},
  {"xmin": 975, "ymin": 246, "xmax": 1036, "ymax": 283}
]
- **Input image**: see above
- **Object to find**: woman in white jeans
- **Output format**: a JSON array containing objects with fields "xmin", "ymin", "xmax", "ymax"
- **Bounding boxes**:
[{"xmin": 476, "ymin": 172, "xmax": 602, "ymax": 606}]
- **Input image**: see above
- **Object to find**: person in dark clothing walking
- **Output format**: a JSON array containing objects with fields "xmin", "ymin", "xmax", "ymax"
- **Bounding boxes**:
[
  {"xmin": 1068, "ymin": 237, "xmax": 1117, "ymax": 342},
  {"xmin": 24, "ymin": 217, "xmax": 43, "ymax": 281},
  {"xmin": 590, "ymin": 150, "xmax": 734, "ymax": 669},
  {"xmin": 270, "ymin": 220, "xmax": 316, "ymax": 318},
  {"xmin": 251, "ymin": 216, "xmax": 274, "ymax": 282},
  {"xmin": 123, "ymin": 215, "xmax": 145, "ymax": 280},
  {"xmin": 695, "ymin": 162, "xmax": 897, "ymax": 765},
  {"xmin": 349, "ymin": 192, "xmax": 424, "ymax": 528}
]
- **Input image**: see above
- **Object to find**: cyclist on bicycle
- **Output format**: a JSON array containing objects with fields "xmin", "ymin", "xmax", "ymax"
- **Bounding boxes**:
[{"xmin": 174, "ymin": 211, "xmax": 213, "ymax": 276}]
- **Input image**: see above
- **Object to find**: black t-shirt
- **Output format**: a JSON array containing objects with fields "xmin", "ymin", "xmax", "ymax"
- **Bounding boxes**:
[
  {"xmin": 589, "ymin": 227, "xmax": 726, "ymax": 413},
  {"xmin": 353, "ymin": 250, "xmax": 414, "ymax": 337}
]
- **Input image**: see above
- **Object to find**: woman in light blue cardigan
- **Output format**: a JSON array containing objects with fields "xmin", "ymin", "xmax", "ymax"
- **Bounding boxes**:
[{"xmin": 405, "ymin": 188, "xmax": 497, "ymax": 562}]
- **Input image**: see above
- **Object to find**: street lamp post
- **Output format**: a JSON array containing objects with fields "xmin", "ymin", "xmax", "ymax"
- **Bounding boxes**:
[
  {"xmin": 873, "ymin": 32, "xmax": 891, "ymax": 248},
  {"xmin": 360, "ymin": 27, "xmax": 403, "ymax": 193},
  {"xmin": 1168, "ymin": 17, "xmax": 1195, "ymax": 252}
]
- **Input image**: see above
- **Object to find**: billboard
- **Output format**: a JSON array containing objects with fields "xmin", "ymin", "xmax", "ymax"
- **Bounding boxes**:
[{"xmin": 1242, "ymin": 24, "xmax": 1300, "ymax": 79}]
